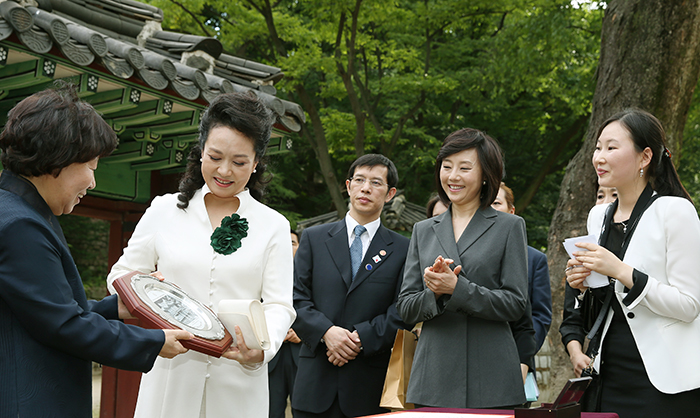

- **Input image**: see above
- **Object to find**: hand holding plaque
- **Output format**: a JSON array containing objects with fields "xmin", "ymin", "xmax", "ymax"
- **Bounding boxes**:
[{"xmin": 113, "ymin": 271, "xmax": 234, "ymax": 357}]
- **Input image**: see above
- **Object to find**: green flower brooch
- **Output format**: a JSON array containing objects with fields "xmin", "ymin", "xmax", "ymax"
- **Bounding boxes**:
[{"xmin": 210, "ymin": 214, "xmax": 249, "ymax": 255}]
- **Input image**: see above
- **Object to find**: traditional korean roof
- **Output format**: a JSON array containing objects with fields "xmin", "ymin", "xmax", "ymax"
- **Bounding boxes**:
[
  {"xmin": 296, "ymin": 193, "xmax": 428, "ymax": 233},
  {"xmin": 0, "ymin": 0, "xmax": 305, "ymax": 202}
]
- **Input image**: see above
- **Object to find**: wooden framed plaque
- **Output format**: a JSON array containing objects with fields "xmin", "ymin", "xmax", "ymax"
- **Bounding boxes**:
[{"xmin": 113, "ymin": 271, "xmax": 233, "ymax": 358}]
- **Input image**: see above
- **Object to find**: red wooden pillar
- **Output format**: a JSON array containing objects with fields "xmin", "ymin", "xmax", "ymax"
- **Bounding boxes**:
[{"xmin": 100, "ymin": 218, "xmax": 143, "ymax": 418}]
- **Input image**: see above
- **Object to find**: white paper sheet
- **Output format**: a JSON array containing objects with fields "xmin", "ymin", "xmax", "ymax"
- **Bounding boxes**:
[{"xmin": 562, "ymin": 235, "xmax": 609, "ymax": 288}]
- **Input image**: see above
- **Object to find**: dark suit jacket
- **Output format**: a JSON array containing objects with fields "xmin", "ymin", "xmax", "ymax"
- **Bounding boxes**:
[
  {"xmin": 292, "ymin": 220, "xmax": 410, "ymax": 417},
  {"xmin": 397, "ymin": 207, "xmax": 529, "ymax": 408},
  {"xmin": 268, "ymin": 339, "xmax": 301, "ymax": 370},
  {"xmin": 0, "ymin": 171, "xmax": 164, "ymax": 418},
  {"xmin": 527, "ymin": 246, "xmax": 552, "ymax": 352}
]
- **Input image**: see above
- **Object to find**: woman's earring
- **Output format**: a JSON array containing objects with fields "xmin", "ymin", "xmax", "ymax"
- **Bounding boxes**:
[
  {"xmin": 253, "ymin": 169, "xmax": 257, "ymax": 173},
  {"xmin": 482, "ymin": 181, "xmax": 486, "ymax": 185},
  {"xmin": 640, "ymin": 168, "xmax": 644, "ymax": 177},
  {"xmin": 199, "ymin": 157, "xmax": 203, "ymax": 163}
]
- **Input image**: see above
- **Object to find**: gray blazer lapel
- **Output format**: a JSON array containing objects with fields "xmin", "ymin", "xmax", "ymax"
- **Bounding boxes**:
[
  {"xmin": 325, "ymin": 221, "xmax": 352, "ymax": 288},
  {"xmin": 457, "ymin": 207, "xmax": 496, "ymax": 255},
  {"xmin": 348, "ymin": 226, "xmax": 391, "ymax": 292},
  {"xmin": 432, "ymin": 210, "xmax": 462, "ymax": 263}
]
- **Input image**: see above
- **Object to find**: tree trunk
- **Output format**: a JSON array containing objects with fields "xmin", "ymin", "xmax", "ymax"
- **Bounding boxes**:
[
  {"xmin": 542, "ymin": 0, "xmax": 700, "ymax": 403},
  {"xmin": 255, "ymin": 1, "xmax": 347, "ymax": 215}
]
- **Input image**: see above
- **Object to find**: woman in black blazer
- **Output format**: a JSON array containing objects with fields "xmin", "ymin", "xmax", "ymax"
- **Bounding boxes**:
[
  {"xmin": 397, "ymin": 128, "xmax": 533, "ymax": 408},
  {"xmin": 0, "ymin": 84, "xmax": 191, "ymax": 417}
]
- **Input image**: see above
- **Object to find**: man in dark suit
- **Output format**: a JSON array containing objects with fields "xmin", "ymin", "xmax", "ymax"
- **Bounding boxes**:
[{"xmin": 292, "ymin": 154, "xmax": 411, "ymax": 418}]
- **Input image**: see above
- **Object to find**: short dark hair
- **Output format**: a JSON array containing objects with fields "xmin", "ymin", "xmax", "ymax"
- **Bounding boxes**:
[
  {"xmin": 346, "ymin": 153, "xmax": 399, "ymax": 189},
  {"xmin": 0, "ymin": 83, "xmax": 117, "ymax": 177},
  {"xmin": 177, "ymin": 92, "xmax": 275, "ymax": 208},
  {"xmin": 434, "ymin": 128, "xmax": 503, "ymax": 209}
]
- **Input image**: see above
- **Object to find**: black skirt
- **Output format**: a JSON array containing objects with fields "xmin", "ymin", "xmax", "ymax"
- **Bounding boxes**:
[{"xmin": 599, "ymin": 293, "xmax": 700, "ymax": 418}]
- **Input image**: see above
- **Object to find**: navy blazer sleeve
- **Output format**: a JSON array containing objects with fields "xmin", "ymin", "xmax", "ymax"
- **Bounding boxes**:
[
  {"xmin": 0, "ymin": 213, "xmax": 164, "ymax": 371},
  {"xmin": 509, "ymin": 297, "xmax": 536, "ymax": 370},
  {"xmin": 528, "ymin": 247, "xmax": 552, "ymax": 351},
  {"xmin": 293, "ymin": 227, "xmax": 336, "ymax": 353}
]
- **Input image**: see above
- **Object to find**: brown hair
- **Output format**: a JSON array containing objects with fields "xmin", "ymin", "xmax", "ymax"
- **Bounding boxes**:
[{"xmin": 499, "ymin": 182, "xmax": 515, "ymax": 211}]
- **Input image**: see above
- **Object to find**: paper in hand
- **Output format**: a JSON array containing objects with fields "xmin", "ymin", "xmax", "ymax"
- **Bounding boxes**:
[{"xmin": 562, "ymin": 235, "xmax": 609, "ymax": 288}]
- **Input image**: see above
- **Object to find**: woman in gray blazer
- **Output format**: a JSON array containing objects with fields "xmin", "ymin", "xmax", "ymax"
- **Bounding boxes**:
[{"xmin": 397, "ymin": 128, "xmax": 530, "ymax": 408}]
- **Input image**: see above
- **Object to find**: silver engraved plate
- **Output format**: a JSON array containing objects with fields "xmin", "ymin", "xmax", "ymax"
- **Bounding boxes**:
[{"xmin": 130, "ymin": 274, "xmax": 225, "ymax": 340}]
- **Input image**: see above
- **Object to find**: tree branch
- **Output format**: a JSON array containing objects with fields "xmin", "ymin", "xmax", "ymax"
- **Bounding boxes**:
[
  {"xmin": 166, "ymin": 0, "xmax": 212, "ymax": 37},
  {"xmin": 515, "ymin": 114, "xmax": 588, "ymax": 213},
  {"xmin": 386, "ymin": 92, "xmax": 426, "ymax": 156}
]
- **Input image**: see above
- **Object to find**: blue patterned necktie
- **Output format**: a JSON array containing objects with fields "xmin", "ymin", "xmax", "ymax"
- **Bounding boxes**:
[{"xmin": 350, "ymin": 224, "xmax": 367, "ymax": 280}]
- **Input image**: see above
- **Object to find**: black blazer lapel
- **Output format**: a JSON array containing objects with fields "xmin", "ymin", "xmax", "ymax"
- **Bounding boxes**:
[
  {"xmin": 457, "ymin": 207, "xmax": 496, "ymax": 256},
  {"xmin": 325, "ymin": 221, "xmax": 353, "ymax": 288},
  {"xmin": 348, "ymin": 226, "xmax": 392, "ymax": 292}
]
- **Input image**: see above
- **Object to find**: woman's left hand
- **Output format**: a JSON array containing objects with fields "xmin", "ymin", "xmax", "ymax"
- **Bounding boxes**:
[
  {"xmin": 423, "ymin": 255, "xmax": 462, "ymax": 296},
  {"xmin": 222, "ymin": 325, "xmax": 264, "ymax": 364},
  {"xmin": 573, "ymin": 242, "xmax": 634, "ymax": 288}
]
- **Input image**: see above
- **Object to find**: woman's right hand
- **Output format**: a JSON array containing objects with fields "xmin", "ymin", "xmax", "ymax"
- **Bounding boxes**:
[
  {"xmin": 159, "ymin": 329, "xmax": 193, "ymax": 358},
  {"xmin": 565, "ymin": 258, "xmax": 590, "ymax": 292},
  {"xmin": 424, "ymin": 255, "xmax": 462, "ymax": 296},
  {"xmin": 566, "ymin": 340, "xmax": 591, "ymax": 378}
]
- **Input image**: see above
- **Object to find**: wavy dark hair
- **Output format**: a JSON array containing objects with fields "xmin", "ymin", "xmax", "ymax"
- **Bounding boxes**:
[
  {"xmin": 597, "ymin": 109, "xmax": 692, "ymax": 203},
  {"xmin": 0, "ymin": 82, "xmax": 117, "ymax": 176},
  {"xmin": 434, "ymin": 128, "xmax": 504, "ymax": 209},
  {"xmin": 177, "ymin": 92, "xmax": 275, "ymax": 209}
]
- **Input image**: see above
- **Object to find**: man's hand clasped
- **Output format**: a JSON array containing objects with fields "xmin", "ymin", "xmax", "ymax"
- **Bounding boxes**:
[{"xmin": 324, "ymin": 325, "xmax": 362, "ymax": 367}]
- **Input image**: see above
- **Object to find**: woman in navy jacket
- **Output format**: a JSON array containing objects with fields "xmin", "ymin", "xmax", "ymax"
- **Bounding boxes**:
[{"xmin": 0, "ymin": 85, "xmax": 191, "ymax": 418}]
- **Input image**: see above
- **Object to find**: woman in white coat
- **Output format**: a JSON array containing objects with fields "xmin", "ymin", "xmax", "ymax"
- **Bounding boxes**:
[
  {"xmin": 107, "ymin": 92, "xmax": 295, "ymax": 418},
  {"xmin": 561, "ymin": 109, "xmax": 700, "ymax": 417}
]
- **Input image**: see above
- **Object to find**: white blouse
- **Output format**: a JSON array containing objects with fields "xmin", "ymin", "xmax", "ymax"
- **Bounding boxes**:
[{"xmin": 107, "ymin": 185, "xmax": 295, "ymax": 418}]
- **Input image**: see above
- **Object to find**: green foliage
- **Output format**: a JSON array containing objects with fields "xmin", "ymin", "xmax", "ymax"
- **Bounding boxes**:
[
  {"xmin": 143, "ymin": 0, "xmax": 603, "ymax": 249},
  {"xmin": 58, "ymin": 215, "xmax": 110, "ymax": 300},
  {"xmin": 679, "ymin": 86, "xmax": 700, "ymax": 211}
]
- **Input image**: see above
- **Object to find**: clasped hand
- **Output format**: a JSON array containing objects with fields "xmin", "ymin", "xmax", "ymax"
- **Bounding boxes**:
[
  {"xmin": 324, "ymin": 326, "xmax": 361, "ymax": 367},
  {"xmin": 423, "ymin": 255, "xmax": 462, "ymax": 296},
  {"xmin": 566, "ymin": 242, "xmax": 633, "ymax": 290}
]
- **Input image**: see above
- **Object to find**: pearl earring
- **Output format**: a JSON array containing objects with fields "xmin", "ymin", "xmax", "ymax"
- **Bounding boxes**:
[
  {"xmin": 640, "ymin": 168, "xmax": 644, "ymax": 178},
  {"xmin": 199, "ymin": 157, "xmax": 203, "ymax": 162},
  {"xmin": 253, "ymin": 169, "xmax": 257, "ymax": 173}
]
